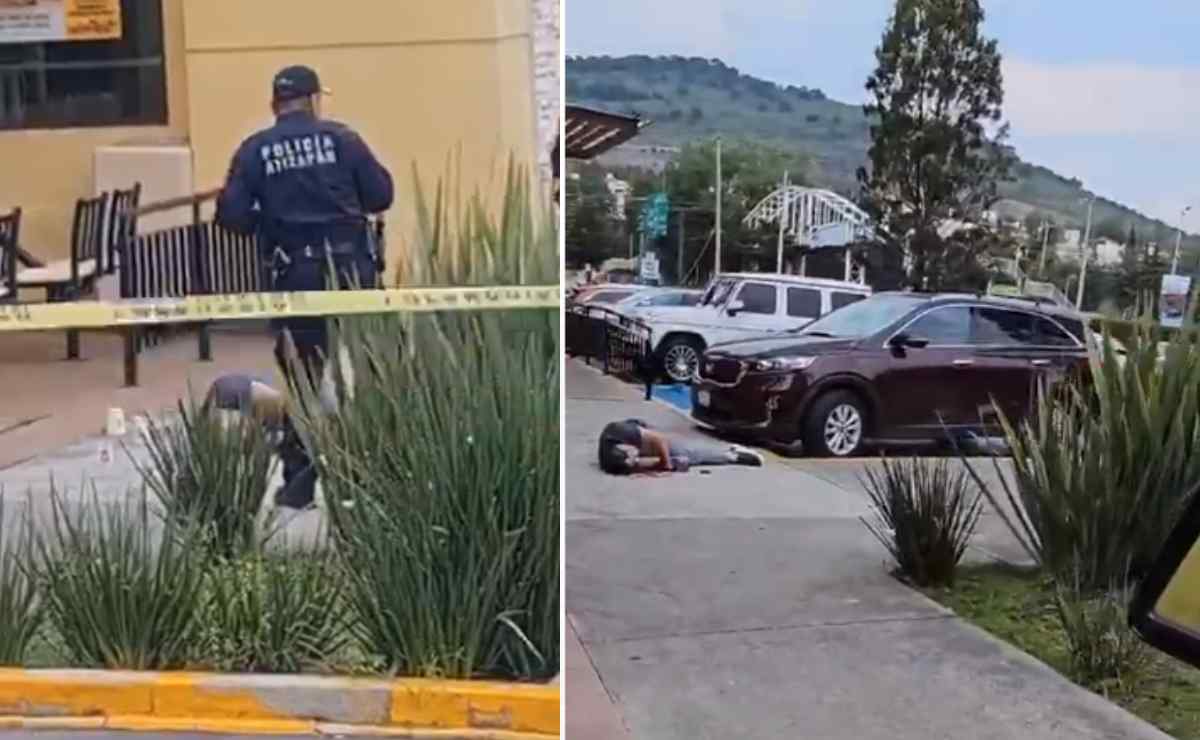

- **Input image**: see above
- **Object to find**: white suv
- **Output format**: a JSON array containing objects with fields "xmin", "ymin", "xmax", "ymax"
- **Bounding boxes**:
[{"xmin": 636, "ymin": 273, "xmax": 872, "ymax": 382}]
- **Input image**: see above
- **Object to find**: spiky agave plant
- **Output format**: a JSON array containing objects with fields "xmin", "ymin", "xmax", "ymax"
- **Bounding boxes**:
[
  {"xmin": 134, "ymin": 396, "xmax": 278, "ymax": 559},
  {"xmin": 960, "ymin": 325, "xmax": 1200, "ymax": 591},
  {"xmin": 860, "ymin": 456, "xmax": 983, "ymax": 587},
  {"xmin": 302, "ymin": 158, "xmax": 559, "ymax": 680},
  {"xmin": 0, "ymin": 493, "xmax": 42, "ymax": 665},
  {"xmin": 31, "ymin": 486, "xmax": 208, "ymax": 670}
]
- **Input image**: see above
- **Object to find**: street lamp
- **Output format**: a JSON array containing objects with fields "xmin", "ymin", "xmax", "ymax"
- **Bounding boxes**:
[{"xmin": 1172, "ymin": 205, "xmax": 1193, "ymax": 275}]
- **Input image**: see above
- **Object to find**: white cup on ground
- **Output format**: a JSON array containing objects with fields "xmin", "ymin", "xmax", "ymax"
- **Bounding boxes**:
[{"xmin": 105, "ymin": 407, "xmax": 127, "ymax": 437}]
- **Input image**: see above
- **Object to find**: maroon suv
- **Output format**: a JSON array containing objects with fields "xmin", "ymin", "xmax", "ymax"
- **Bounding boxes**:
[{"xmin": 691, "ymin": 292, "xmax": 1090, "ymax": 457}]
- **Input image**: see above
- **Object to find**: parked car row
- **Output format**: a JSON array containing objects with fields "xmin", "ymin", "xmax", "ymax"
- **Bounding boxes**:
[
  {"xmin": 633, "ymin": 273, "xmax": 873, "ymax": 382},
  {"xmin": 689, "ymin": 292, "xmax": 1092, "ymax": 457}
]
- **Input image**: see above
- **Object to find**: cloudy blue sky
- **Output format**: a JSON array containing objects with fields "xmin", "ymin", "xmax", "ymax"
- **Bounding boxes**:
[{"xmin": 566, "ymin": 0, "xmax": 1200, "ymax": 228}]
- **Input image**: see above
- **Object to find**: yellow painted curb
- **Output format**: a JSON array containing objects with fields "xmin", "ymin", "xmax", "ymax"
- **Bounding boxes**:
[
  {"xmin": 389, "ymin": 680, "xmax": 559, "ymax": 735},
  {"xmin": 0, "ymin": 670, "xmax": 559, "ymax": 737}
]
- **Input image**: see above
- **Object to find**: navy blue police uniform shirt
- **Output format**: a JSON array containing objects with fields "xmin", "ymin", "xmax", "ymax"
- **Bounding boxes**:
[{"xmin": 216, "ymin": 111, "xmax": 394, "ymax": 249}]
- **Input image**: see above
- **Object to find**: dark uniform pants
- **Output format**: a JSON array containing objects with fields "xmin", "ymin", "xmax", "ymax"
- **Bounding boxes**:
[{"xmin": 271, "ymin": 249, "xmax": 377, "ymax": 507}]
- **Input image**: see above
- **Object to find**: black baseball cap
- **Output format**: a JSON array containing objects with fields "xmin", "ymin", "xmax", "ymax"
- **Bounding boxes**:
[{"xmin": 272, "ymin": 65, "xmax": 331, "ymax": 101}]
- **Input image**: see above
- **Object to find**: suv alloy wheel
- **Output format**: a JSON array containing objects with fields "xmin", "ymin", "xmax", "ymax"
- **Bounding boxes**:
[
  {"xmin": 660, "ymin": 336, "xmax": 703, "ymax": 383},
  {"xmin": 804, "ymin": 390, "xmax": 868, "ymax": 457}
]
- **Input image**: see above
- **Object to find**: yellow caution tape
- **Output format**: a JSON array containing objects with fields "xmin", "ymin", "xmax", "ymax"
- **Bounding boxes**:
[{"xmin": 0, "ymin": 285, "xmax": 560, "ymax": 332}]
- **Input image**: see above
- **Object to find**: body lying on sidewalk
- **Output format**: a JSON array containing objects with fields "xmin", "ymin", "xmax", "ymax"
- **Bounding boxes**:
[{"xmin": 598, "ymin": 418, "xmax": 764, "ymax": 475}]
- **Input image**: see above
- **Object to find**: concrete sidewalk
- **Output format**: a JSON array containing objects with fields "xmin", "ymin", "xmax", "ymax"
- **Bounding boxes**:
[
  {"xmin": 0, "ymin": 329, "xmax": 279, "ymax": 471},
  {"xmin": 564, "ymin": 359, "xmax": 1170, "ymax": 740},
  {"xmin": 0, "ymin": 328, "xmax": 322, "ymax": 543}
]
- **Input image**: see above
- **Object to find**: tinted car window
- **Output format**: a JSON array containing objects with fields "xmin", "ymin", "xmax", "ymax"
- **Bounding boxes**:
[
  {"xmin": 973, "ymin": 308, "xmax": 1035, "ymax": 345},
  {"xmin": 738, "ymin": 283, "xmax": 777, "ymax": 314},
  {"xmin": 832, "ymin": 292, "xmax": 866, "ymax": 310},
  {"xmin": 1056, "ymin": 317, "xmax": 1086, "ymax": 344},
  {"xmin": 1036, "ymin": 317, "xmax": 1079, "ymax": 347},
  {"xmin": 906, "ymin": 306, "xmax": 971, "ymax": 344},
  {"xmin": 787, "ymin": 287, "xmax": 821, "ymax": 318}
]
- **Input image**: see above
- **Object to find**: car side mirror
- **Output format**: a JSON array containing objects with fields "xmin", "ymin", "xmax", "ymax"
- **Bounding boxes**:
[
  {"xmin": 727, "ymin": 299, "xmax": 746, "ymax": 316},
  {"xmin": 889, "ymin": 333, "xmax": 929, "ymax": 350},
  {"xmin": 1131, "ymin": 490, "xmax": 1200, "ymax": 669}
]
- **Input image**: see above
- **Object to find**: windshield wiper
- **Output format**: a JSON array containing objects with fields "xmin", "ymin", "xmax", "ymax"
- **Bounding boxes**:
[{"xmin": 800, "ymin": 330, "xmax": 838, "ymax": 338}]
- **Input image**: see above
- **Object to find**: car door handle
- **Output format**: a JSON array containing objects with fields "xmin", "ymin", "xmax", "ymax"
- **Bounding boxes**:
[
  {"xmin": 952, "ymin": 359, "xmax": 974, "ymax": 368},
  {"xmin": 1030, "ymin": 359, "xmax": 1052, "ymax": 367}
]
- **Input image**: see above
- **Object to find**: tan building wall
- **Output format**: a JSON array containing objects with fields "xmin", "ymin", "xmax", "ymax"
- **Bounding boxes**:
[{"xmin": 1, "ymin": 0, "xmax": 545, "ymax": 277}]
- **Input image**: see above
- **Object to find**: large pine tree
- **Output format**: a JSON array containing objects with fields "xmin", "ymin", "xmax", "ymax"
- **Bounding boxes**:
[{"xmin": 857, "ymin": 0, "xmax": 1014, "ymax": 291}]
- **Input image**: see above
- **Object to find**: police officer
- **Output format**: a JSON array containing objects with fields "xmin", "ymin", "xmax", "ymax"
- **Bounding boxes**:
[{"xmin": 216, "ymin": 64, "xmax": 394, "ymax": 509}]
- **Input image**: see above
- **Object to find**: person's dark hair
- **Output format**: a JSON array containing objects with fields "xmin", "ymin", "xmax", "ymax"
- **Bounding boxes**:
[{"xmin": 599, "ymin": 444, "xmax": 635, "ymax": 475}]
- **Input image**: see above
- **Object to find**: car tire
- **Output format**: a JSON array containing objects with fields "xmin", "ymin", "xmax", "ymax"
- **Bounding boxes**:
[
  {"xmin": 804, "ymin": 390, "xmax": 868, "ymax": 458},
  {"xmin": 659, "ymin": 336, "xmax": 704, "ymax": 384}
]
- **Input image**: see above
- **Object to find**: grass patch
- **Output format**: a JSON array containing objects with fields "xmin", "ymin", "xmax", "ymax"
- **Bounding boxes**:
[{"xmin": 929, "ymin": 565, "xmax": 1200, "ymax": 739}]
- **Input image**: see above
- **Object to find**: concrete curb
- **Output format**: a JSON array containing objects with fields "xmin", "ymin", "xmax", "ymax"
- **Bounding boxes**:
[{"xmin": 0, "ymin": 669, "xmax": 559, "ymax": 737}]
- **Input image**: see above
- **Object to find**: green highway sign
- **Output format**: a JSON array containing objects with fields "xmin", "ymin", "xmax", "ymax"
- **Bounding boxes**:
[{"xmin": 640, "ymin": 193, "xmax": 670, "ymax": 238}]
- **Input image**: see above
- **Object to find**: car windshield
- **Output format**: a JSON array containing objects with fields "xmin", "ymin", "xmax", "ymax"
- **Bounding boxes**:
[
  {"xmin": 589, "ymin": 291, "xmax": 635, "ymax": 304},
  {"xmin": 701, "ymin": 279, "xmax": 737, "ymax": 307},
  {"xmin": 792, "ymin": 294, "xmax": 928, "ymax": 337}
]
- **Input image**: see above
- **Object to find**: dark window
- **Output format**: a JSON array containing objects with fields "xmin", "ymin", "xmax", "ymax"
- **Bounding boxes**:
[
  {"xmin": 906, "ymin": 306, "xmax": 971, "ymax": 344},
  {"xmin": 786, "ymin": 287, "xmax": 821, "ymax": 318},
  {"xmin": 1057, "ymin": 317, "xmax": 1086, "ymax": 344},
  {"xmin": 973, "ymin": 308, "xmax": 1035, "ymax": 345},
  {"xmin": 738, "ymin": 283, "xmax": 776, "ymax": 314},
  {"xmin": 1036, "ymin": 317, "xmax": 1079, "ymax": 347},
  {"xmin": 0, "ymin": 0, "xmax": 166, "ymax": 130},
  {"xmin": 832, "ymin": 292, "xmax": 866, "ymax": 310}
]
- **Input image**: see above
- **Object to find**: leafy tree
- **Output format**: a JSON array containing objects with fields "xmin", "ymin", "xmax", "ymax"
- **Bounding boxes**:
[
  {"xmin": 622, "ymin": 140, "xmax": 814, "ymax": 280},
  {"xmin": 688, "ymin": 106, "xmax": 704, "ymax": 123},
  {"xmin": 564, "ymin": 165, "xmax": 626, "ymax": 268},
  {"xmin": 857, "ymin": 0, "xmax": 1014, "ymax": 291}
]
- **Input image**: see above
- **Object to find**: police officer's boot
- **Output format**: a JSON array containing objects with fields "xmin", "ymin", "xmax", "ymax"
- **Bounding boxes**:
[{"xmin": 274, "ymin": 420, "xmax": 318, "ymax": 510}]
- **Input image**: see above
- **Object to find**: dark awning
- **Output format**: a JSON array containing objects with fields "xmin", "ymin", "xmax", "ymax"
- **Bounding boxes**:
[{"xmin": 564, "ymin": 105, "xmax": 645, "ymax": 160}]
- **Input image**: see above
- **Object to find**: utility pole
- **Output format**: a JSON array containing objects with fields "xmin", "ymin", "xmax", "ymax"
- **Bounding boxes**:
[
  {"xmin": 714, "ymin": 137, "xmax": 722, "ymax": 276},
  {"xmin": 1038, "ymin": 218, "xmax": 1051, "ymax": 278},
  {"xmin": 1076, "ymin": 197, "xmax": 1095, "ymax": 309},
  {"xmin": 1172, "ymin": 205, "xmax": 1192, "ymax": 275},
  {"xmin": 776, "ymin": 171, "xmax": 788, "ymax": 274},
  {"xmin": 677, "ymin": 210, "xmax": 686, "ymax": 286}
]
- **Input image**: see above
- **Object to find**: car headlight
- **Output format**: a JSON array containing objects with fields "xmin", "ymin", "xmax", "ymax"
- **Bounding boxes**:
[{"xmin": 753, "ymin": 356, "xmax": 816, "ymax": 372}]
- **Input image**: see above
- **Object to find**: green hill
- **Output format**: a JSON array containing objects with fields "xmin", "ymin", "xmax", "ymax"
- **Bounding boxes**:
[{"xmin": 567, "ymin": 55, "xmax": 1198, "ymax": 254}]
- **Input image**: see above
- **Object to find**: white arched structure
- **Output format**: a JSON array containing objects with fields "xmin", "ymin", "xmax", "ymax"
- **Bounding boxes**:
[
  {"xmin": 742, "ymin": 186, "xmax": 875, "ymax": 283},
  {"xmin": 743, "ymin": 186, "xmax": 874, "ymax": 248}
]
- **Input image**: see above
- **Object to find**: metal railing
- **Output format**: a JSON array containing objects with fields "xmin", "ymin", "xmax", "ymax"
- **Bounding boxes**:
[
  {"xmin": 115, "ymin": 189, "xmax": 265, "ymax": 386},
  {"xmin": 564, "ymin": 302, "xmax": 656, "ymax": 399}
]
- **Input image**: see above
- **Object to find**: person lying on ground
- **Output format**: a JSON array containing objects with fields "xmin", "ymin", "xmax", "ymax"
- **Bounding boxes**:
[
  {"xmin": 201, "ymin": 373, "xmax": 322, "ymax": 510},
  {"xmin": 598, "ymin": 418, "xmax": 765, "ymax": 475}
]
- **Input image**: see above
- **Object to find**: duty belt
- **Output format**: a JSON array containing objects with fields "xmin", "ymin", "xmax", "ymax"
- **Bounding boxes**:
[{"xmin": 274, "ymin": 240, "xmax": 361, "ymax": 261}]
